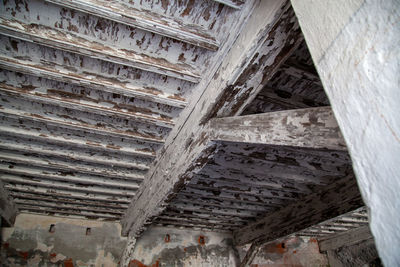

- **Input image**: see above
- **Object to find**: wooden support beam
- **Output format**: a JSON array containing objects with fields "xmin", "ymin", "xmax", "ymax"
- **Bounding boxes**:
[
  {"xmin": 45, "ymin": 0, "xmax": 219, "ymax": 51},
  {"xmin": 120, "ymin": 0, "xmax": 302, "ymax": 237},
  {"xmin": 200, "ymin": 2, "xmax": 303, "ymax": 120},
  {"xmin": 239, "ymin": 243, "xmax": 261, "ymax": 267},
  {"xmin": 210, "ymin": 107, "xmax": 347, "ymax": 151},
  {"xmin": 0, "ymin": 18, "xmax": 200, "ymax": 82},
  {"xmin": 0, "ymin": 179, "xmax": 18, "ymax": 226},
  {"xmin": 233, "ymin": 175, "xmax": 364, "ymax": 246},
  {"xmin": 319, "ymin": 225, "xmax": 373, "ymax": 252}
]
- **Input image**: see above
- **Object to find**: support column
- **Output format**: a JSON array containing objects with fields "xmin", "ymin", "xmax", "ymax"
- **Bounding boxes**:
[{"xmin": 291, "ymin": 0, "xmax": 400, "ymax": 265}]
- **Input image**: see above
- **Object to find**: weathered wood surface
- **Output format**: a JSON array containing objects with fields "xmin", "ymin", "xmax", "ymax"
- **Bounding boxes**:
[
  {"xmin": 233, "ymin": 174, "xmax": 364, "ymax": 246},
  {"xmin": 295, "ymin": 206, "xmax": 369, "ymax": 239},
  {"xmin": 319, "ymin": 225, "xmax": 373, "ymax": 252},
  {"xmin": 241, "ymin": 41, "xmax": 329, "ymax": 115},
  {"xmin": 0, "ymin": 54, "xmax": 188, "ymax": 109},
  {"xmin": 0, "ymin": 179, "xmax": 18, "ymax": 226},
  {"xmin": 0, "ymin": 0, "xmax": 248, "ymax": 222},
  {"xmin": 239, "ymin": 243, "xmax": 261, "ymax": 267},
  {"xmin": 210, "ymin": 107, "xmax": 347, "ymax": 150},
  {"xmin": 45, "ymin": 0, "xmax": 220, "ymax": 51},
  {"xmin": 121, "ymin": 0, "xmax": 302, "ymax": 236},
  {"xmin": 200, "ymin": 2, "xmax": 303, "ymax": 120},
  {"xmin": 0, "ymin": 18, "xmax": 200, "ymax": 83},
  {"xmin": 212, "ymin": 0, "xmax": 244, "ymax": 9}
]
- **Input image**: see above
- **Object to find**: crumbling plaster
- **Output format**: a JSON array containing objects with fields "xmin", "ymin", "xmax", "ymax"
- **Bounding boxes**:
[
  {"xmin": 124, "ymin": 226, "xmax": 240, "ymax": 267},
  {"xmin": 1, "ymin": 213, "xmax": 127, "ymax": 266},
  {"xmin": 237, "ymin": 236, "xmax": 328, "ymax": 267}
]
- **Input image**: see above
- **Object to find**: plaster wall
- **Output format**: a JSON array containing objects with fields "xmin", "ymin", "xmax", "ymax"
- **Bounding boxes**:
[
  {"xmin": 125, "ymin": 226, "xmax": 239, "ymax": 267},
  {"xmin": 291, "ymin": 0, "xmax": 400, "ymax": 265},
  {"xmin": 1, "ymin": 213, "xmax": 127, "ymax": 266},
  {"xmin": 237, "ymin": 236, "xmax": 328, "ymax": 267}
]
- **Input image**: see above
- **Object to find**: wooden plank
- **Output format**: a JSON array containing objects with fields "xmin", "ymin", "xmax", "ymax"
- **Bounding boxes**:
[
  {"xmin": 281, "ymin": 62, "xmax": 322, "ymax": 86},
  {"xmin": 45, "ymin": 0, "xmax": 219, "ymax": 51},
  {"xmin": 200, "ymin": 2, "xmax": 303, "ymax": 120},
  {"xmin": 17, "ymin": 205, "xmax": 120, "ymax": 220},
  {"xmin": 212, "ymin": 0, "xmax": 244, "ymax": 9},
  {"xmin": 0, "ymin": 162, "xmax": 141, "ymax": 191},
  {"xmin": 254, "ymin": 87, "xmax": 324, "ymax": 109},
  {"xmin": 10, "ymin": 191, "xmax": 128, "ymax": 209},
  {"xmin": 210, "ymin": 107, "xmax": 347, "ymax": 151},
  {"xmin": 240, "ymin": 243, "xmax": 261, "ymax": 267},
  {"xmin": 5, "ymin": 184, "xmax": 132, "ymax": 204},
  {"xmin": 14, "ymin": 199, "xmax": 125, "ymax": 215},
  {"xmin": 0, "ymin": 108, "xmax": 164, "ymax": 144},
  {"xmin": 0, "ymin": 151, "xmax": 145, "ymax": 182},
  {"xmin": 0, "ymin": 139, "xmax": 150, "ymax": 171},
  {"xmin": 0, "ymin": 18, "xmax": 200, "ymax": 82},
  {"xmin": 0, "ymin": 83, "xmax": 175, "ymax": 129},
  {"xmin": 0, "ymin": 174, "xmax": 136, "ymax": 197},
  {"xmin": 233, "ymin": 174, "xmax": 364, "ymax": 246},
  {"xmin": 0, "ymin": 55, "xmax": 187, "ymax": 108},
  {"xmin": 319, "ymin": 225, "xmax": 373, "ymax": 252},
  {"xmin": 0, "ymin": 125, "xmax": 154, "ymax": 161},
  {"xmin": 121, "ymin": 0, "xmax": 299, "ymax": 237},
  {"xmin": 0, "ymin": 179, "xmax": 18, "ymax": 226}
]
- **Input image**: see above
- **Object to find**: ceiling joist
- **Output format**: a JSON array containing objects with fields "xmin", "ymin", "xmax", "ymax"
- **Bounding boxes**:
[
  {"xmin": 209, "ymin": 106, "xmax": 346, "ymax": 151},
  {"xmin": 233, "ymin": 175, "xmax": 363, "ymax": 246}
]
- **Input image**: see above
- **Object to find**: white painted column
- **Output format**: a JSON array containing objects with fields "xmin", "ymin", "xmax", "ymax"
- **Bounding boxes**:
[{"xmin": 291, "ymin": 0, "xmax": 400, "ymax": 265}]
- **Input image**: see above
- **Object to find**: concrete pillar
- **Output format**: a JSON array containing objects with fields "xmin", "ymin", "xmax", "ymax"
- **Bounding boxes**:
[{"xmin": 290, "ymin": 0, "xmax": 400, "ymax": 265}]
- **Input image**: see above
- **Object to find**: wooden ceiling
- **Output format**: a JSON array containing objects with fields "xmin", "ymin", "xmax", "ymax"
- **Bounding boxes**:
[{"xmin": 0, "ymin": 0, "xmax": 365, "ymax": 249}]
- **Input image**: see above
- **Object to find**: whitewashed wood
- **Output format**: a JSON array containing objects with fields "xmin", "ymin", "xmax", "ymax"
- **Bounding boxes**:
[
  {"xmin": 319, "ymin": 225, "xmax": 373, "ymax": 252},
  {"xmin": 121, "ymin": 0, "xmax": 300, "ymax": 237},
  {"xmin": 0, "ymin": 18, "xmax": 200, "ymax": 82},
  {"xmin": 45, "ymin": 0, "xmax": 219, "ymax": 51},
  {"xmin": 234, "ymin": 175, "xmax": 364, "ymax": 245},
  {"xmin": 209, "ymin": 107, "xmax": 347, "ymax": 150}
]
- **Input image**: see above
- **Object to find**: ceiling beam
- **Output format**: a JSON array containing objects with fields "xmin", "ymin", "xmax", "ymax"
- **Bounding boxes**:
[
  {"xmin": 120, "ymin": 0, "xmax": 301, "ymax": 237},
  {"xmin": 212, "ymin": 0, "xmax": 244, "ymax": 9},
  {"xmin": 209, "ymin": 106, "xmax": 347, "ymax": 150},
  {"xmin": 233, "ymin": 174, "xmax": 364, "ymax": 246},
  {"xmin": 0, "ymin": 55, "xmax": 187, "ymax": 108},
  {"xmin": 0, "ymin": 83, "xmax": 175, "ymax": 129},
  {"xmin": 200, "ymin": 2, "xmax": 303, "ymax": 120},
  {"xmin": 45, "ymin": 0, "xmax": 219, "ymax": 51},
  {"xmin": 319, "ymin": 225, "xmax": 373, "ymax": 252},
  {"xmin": 254, "ymin": 87, "xmax": 323, "ymax": 109},
  {"xmin": 0, "ymin": 179, "xmax": 18, "ymax": 226},
  {"xmin": 0, "ymin": 18, "xmax": 200, "ymax": 82}
]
